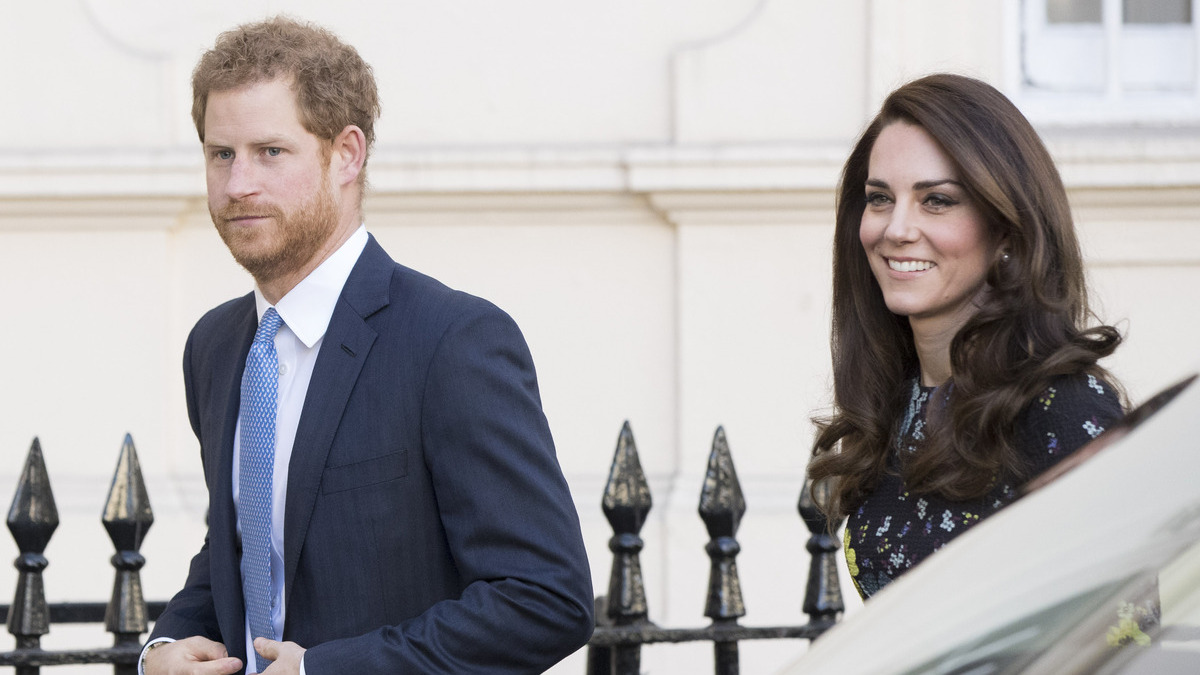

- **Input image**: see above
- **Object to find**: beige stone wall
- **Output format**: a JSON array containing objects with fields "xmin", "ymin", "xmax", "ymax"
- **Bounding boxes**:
[{"xmin": 1, "ymin": 1, "xmax": 1197, "ymax": 673}]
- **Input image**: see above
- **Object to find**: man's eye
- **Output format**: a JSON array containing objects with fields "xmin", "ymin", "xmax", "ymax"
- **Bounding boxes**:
[
  {"xmin": 216, "ymin": 150, "xmax": 233, "ymax": 160},
  {"xmin": 266, "ymin": 147, "xmax": 283, "ymax": 157}
]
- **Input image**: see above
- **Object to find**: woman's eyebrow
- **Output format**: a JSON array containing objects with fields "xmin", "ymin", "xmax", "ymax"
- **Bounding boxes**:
[
  {"xmin": 864, "ymin": 178, "xmax": 963, "ymax": 190},
  {"xmin": 913, "ymin": 179, "xmax": 963, "ymax": 190}
]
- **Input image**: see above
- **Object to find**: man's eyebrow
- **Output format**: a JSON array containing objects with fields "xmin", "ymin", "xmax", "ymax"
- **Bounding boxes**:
[{"xmin": 204, "ymin": 137, "xmax": 291, "ymax": 149}]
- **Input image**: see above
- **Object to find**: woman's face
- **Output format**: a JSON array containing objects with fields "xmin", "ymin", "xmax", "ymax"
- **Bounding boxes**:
[{"xmin": 859, "ymin": 121, "xmax": 998, "ymax": 334}]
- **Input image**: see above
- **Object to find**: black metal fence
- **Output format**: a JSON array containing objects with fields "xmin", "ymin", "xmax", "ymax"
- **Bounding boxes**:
[
  {"xmin": 1, "ymin": 426, "xmax": 844, "ymax": 674},
  {"xmin": 2, "ymin": 436, "xmax": 154, "ymax": 674},
  {"xmin": 585, "ymin": 422, "xmax": 844, "ymax": 675}
]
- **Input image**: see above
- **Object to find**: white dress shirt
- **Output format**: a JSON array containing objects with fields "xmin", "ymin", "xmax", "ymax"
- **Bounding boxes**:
[{"xmin": 138, "ymin": 225, "xmax": 368, "ymax": 675}]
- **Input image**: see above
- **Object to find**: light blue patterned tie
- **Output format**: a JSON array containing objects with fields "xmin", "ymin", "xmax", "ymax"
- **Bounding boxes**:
[{"xmin": 239, "ymin": 307, "xmax": 283, "ymax": 672}]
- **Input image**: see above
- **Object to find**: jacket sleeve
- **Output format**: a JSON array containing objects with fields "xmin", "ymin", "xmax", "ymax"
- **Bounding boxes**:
[
  {"xmin": 147, "ymin": 329, "xmax": 223, "ymax": 645},
  {"xmin": 302, "ymin": 300, "xmax": 594, "ymax": 673}
]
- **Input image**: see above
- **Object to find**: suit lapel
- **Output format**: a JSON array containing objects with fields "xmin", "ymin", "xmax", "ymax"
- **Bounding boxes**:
[
  {"xmin": 281, "ymin": 237, "xmax": 392, "ymax": 613},
  {"xmin": 210, "ymin": 295, "xmax": 257, "ymax": 661}
]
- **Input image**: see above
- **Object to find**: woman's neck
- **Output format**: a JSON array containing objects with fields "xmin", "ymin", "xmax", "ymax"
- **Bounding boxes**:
[
  {"xmin": 911, "ymin": 318, "xmax": 959, "ymax": 387},
  {"xmin": 908, "ymin": 290, "xmax": 991, "ymax": 387}
]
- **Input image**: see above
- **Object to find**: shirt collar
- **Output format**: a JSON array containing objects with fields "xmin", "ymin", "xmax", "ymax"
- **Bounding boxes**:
[{"xmin": 254, "ymin": 225, "xmax": 369, "ymax": 348}]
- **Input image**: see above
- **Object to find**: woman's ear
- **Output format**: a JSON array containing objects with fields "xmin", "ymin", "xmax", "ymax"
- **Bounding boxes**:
[{"xmin": 995, "ymin": 232, "xmax": 1012, "ymax": 264}]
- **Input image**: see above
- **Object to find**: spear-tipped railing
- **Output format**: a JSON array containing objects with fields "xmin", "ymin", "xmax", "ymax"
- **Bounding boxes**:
[
  {"xmin": 1, "ymin": 436, "xmax": 159, "ymax": 672},
  {"xmin": 1, "ymin": 425, "xmax": 844, "ymax": 675},
  {"xmin": 587, "ymin": 422, "xmax": 844, "ymax": 675},
  {"xmin": 5, "ymin": 439, "xmax": 58, "ymax": 675}
]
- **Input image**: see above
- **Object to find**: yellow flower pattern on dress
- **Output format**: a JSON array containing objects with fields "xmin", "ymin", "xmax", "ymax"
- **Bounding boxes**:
[
  {"xmin": 1038, "ymin": 387, "xmax": 1057, "ymax": 411},
  {"xmin": 844, "ymin": 528, "xmax": 858, "ymax": 576}
]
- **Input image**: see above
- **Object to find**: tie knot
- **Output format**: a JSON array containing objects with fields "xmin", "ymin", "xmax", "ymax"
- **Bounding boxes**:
[{"xmin": 255, "ymin": 307, "xmax": 284, "ymax": 344}]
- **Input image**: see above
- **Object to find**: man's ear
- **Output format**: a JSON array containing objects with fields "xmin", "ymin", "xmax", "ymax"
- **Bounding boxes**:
[{"xmin": 331, "ymin": 125, "xmax": 367, "ymax": 187}]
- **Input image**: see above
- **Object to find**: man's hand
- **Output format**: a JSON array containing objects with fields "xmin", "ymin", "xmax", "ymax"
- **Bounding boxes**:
[
  {"xmin": 256, "ymin": 638, "xmax": 306, "ymax": 675},
  {"xmin": 144, "ymin": 636, "xmax": 242, "ymax": 675}
]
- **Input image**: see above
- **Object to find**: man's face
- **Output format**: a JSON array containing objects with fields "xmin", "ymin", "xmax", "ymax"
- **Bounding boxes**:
[{"xmin": 203, "ymin": 78, "xmax": 341, "ymax": 286}]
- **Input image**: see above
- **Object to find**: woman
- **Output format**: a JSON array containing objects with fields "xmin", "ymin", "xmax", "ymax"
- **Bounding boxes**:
[{"xmin": 807, "ymin": 73, "xmax": 1125, "ymax": 599}]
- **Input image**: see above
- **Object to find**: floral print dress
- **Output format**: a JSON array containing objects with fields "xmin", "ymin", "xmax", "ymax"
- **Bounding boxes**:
[{"xmin": 844, "ymin": 373, "xmax": 1123, "ymax": 599}]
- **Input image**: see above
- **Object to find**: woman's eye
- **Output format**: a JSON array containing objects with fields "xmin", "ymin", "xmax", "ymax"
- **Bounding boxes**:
[
  {"xmin": 866, "ymin": 192, "xmax": 891, "ymax": 207},
  {"xmin": 924, "ymin": 194, "xmax": 958, "ymax": 209}
]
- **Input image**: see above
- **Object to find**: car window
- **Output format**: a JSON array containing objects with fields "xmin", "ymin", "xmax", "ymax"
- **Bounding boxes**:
[
  {"xmin": 897, "ymin": 577, "xmax": 1139, "ymax": 674},
  {"xmin": 894, "ymin": 513, "xmax": 1200, "ymax": 674},
  {"xmin": 1096, "ymin": 537, "xmax": 1200, "ymax": 674}
]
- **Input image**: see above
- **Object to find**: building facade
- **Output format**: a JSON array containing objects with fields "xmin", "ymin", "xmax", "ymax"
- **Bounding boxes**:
[{"xmin": 1, "ymin": 1, "xmax": 1197, "ymax": 672}]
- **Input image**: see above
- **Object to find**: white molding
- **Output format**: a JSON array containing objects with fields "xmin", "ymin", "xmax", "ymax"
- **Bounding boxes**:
[
  {"xmin": 0, "ymin": 195, "xmax": 200, "ymax": 230},
  {"xmin": 3, "ymin": 134, "xmax": 1199, "ymax": 201},
  {"xmin": 1, "ymin": 138, "xmax": 1198, "ymax": 231},
  {"xmin": 647, "ymin": 190, "xmax": 834, "ymax": 227},
  {"xmin": 0, "ymin": 149, "xmax": 203, "ymax": 198},
  {"xmin": 1042, "ymin": 130, "xmax": 1200, "ymax": 187},
  {"xmin": 0, "ymin": 144, "xmax": 849, "ymax": 199}
]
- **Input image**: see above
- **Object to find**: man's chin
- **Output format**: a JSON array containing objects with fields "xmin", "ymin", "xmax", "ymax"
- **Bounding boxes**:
[
  {"xmin": 231, "ymin": 251, "xmax": 287, "ymax": 283},
  {"xmin": 220, "ymin": 234, "xmax": 282, "ymax": 277}
]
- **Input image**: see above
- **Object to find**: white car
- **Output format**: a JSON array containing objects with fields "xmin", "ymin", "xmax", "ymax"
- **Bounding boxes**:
[{"xmin": 782, "ymin": 372, "xmax": 1200, "ymax": 675}]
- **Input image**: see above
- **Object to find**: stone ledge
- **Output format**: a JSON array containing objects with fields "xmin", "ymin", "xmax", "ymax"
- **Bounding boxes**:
[{"xmin": 4, "ymin": 136, "xmax": 1195, "ymax": 198}]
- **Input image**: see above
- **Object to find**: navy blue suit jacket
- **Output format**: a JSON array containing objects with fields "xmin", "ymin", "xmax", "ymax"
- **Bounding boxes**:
[{"xmin": 151, "ymin": 236, "xmax": 594, "ymax": 673}]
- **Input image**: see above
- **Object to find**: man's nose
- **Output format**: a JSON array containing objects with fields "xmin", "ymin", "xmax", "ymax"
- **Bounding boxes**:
[{"xmin": 225, "ymin": 157, "xmax": 260, "ymax": 200}]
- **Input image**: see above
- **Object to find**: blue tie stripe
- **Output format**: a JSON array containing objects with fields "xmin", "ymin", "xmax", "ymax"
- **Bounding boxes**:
[{"xmin": 239, "ymin": 307, "xmax": 283, "ymax": 672}]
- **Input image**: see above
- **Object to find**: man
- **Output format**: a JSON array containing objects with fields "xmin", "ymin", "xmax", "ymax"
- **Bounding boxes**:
[{"xmin": 142, "ymin": 16, "xmax": 593, "ymax": 675}]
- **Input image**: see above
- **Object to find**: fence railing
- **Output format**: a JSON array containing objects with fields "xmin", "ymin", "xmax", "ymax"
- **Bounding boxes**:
[
  {"xmin": 585, "ymin": 422, "xmax": 844, "ymax": 675},
  {"xmin": 2, "ymin": 436, "xmax": 153, "ymax": 674},
  {"xmin": 1, "ymin": 426, "xmax": 844, "ymax": 674}
]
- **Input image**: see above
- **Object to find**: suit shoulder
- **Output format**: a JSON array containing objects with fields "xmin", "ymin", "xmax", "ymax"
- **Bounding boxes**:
[
  {"xmin": 195, "ymin": 293, "xmax": 254, "ymax": 323},
  {"xmin": 387, "ymin": 264, "xmax": 517, "ymax": 329},
  {"xmin": 186, "ymin": 293, "xmax": 255, "ymax": 348}
]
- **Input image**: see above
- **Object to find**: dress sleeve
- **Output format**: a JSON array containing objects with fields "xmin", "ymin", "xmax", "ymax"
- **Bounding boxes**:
[{"xmin": 1015, "ymin": 373, "xmax": 1124, "ymax": 478}]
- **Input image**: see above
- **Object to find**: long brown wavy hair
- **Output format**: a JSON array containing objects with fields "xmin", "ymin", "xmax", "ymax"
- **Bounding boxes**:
[{"xmin": 808, "ymin": 73, "xmax": 1122, "ymax": 523}]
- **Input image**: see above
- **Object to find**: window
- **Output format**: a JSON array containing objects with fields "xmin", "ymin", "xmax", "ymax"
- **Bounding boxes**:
[{"xmin": 1015, "ymin": 0, "xmax": 1200, "ymax": 123}]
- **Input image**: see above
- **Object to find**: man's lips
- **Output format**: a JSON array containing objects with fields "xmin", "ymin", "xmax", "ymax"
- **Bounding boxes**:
[{"xmin": 218, "ymin": 207, "xmax": 278, "ymax": 225}]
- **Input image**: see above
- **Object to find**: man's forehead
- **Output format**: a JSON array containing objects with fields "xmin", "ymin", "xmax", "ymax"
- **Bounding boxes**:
[{"xmin": 203, "ymin": 78, "xmax": 305, "ymax": 137}]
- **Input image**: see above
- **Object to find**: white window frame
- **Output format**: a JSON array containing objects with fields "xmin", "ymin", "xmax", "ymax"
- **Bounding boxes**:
[{"xmin": 1005, "ymin": 0, "xmax": 1200, "ymax": 125}]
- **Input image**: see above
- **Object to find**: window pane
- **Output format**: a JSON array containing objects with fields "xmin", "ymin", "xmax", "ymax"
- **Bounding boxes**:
[
  {"xmin": 1023, "ymin": 28, "xmax": 1107, "ymax": 92},
  {"xmin": 1048, "ymin": 0, "xmax": 1102, "ymax": 23},
  {"xmin": 1124, "ymin": 0, "xmax": 1191, "ymax": 24},
  {"xmin": 1121, "ymin": 26, "xmax": 1195, "ymax": 92}
]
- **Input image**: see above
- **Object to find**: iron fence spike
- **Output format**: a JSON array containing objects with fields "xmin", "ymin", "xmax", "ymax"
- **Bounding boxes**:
[
  {"xmin": 698, "ymin": 426, "xmax": 746, "ymax": 539},
  {"xmin": 102, "ymin": 435, "xmax": 154, "ymax": 553},
  {"xmin": 7, "ymin": 438, "xmax": 59, "ymax": 555}
]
